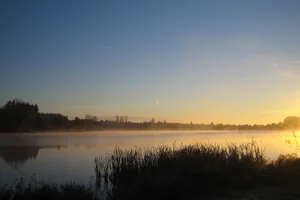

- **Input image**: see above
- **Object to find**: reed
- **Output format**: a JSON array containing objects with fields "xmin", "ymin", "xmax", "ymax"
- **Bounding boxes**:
[
  {"xmin": 3, "ymin": 140, "xmax": 300, "ymax": 200},
  {"xmin": 95, "ymin": 140, "xmax": 275, "ymax": 199},
  {"xmin": 0, "ymin": 179, "xmax": 97, "ymax": 200}
]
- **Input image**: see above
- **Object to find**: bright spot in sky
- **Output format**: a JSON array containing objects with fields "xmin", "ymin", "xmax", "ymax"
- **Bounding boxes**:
[{"xmin": 156, "ymin": 99, "xmax": 160, "ymax": 106}]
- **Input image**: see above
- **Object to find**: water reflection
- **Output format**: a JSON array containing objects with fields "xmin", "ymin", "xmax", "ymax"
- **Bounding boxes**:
[
  {"xmin": 0, "ymin": 131, "xmax": 297, "ymax": 186},
  {"xmin": 0, "ymin": 145, "xmax": 67, "ymax": 168},
  {"xmin": 0, "ymin": 136, "xmax": 68, "ymax": 169}
]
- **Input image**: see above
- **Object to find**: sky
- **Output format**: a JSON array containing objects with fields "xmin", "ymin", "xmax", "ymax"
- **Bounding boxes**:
[{"xmin": 1, "ymin": 0, "xmax": 300, "ymax": 124}]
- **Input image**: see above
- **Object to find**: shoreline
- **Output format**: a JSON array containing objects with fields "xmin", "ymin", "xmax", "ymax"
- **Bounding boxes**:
[{"xmin": 0, "ymin": 129, "xmax": 291, "ymax": 137}]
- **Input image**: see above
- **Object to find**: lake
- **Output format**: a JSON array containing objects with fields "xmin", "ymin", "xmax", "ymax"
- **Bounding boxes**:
[{"xmin": 0, "ymin": 130, "xmax": 298, "ymax": 187}]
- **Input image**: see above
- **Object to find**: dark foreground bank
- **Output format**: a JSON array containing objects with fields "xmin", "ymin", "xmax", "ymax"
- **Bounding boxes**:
[{"xmin": 2, "ymin": 141, "xmax": 300, "ymax": 200}]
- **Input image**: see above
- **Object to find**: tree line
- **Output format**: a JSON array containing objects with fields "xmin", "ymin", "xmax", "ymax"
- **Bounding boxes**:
[
  {"xmin": 0, "ymin": 99, "xmax": 299, "ymax": 133},
  {"xmin": 0, "ymin": 99, "xmax": 69, "ymax": 132}
]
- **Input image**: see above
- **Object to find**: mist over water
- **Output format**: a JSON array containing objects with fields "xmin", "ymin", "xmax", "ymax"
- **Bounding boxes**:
[{"xmin": 0, "ymin": 130, "xmax": 298, "ymax": 186}]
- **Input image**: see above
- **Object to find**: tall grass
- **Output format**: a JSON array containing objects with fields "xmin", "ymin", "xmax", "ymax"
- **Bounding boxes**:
[
  {"xmin": 0, "ymin": 176, "xmax": 99, "ymax": 200},
  {"xmin": 95, "ymin": 140, "xmax": 283, "ymax": 199},
  {"xmin": 3, "ymin": 140, "xmax": 300, "ymax": 200}
]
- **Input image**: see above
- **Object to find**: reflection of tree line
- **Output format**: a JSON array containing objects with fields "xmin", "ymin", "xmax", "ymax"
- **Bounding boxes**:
[
  {"xmin": 1, "ymin": 99, "xmax": 300, "ymax": 132},
  {"xmin": 0, "ymin": 133, "xmax": 100, "ymax": 169},
  {"xmin": 0, "ymin": 145, "xmax": 67, "ymax": 169}
]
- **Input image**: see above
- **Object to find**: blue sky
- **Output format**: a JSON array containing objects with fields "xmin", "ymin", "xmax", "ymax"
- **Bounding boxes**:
[{"xmin": 1, "ymin": 0, "xmax": 300, "ymax": 124}]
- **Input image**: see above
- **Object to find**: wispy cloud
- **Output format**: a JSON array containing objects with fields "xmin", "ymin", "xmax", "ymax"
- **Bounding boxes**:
[
  {"xmin": 268, "ymin": 63, "xmax": 279, "ymax": 68},
  {"xmin": 181, "ymin": 35, "xmax": 300, "ymax": 80},
  {"xmin": 268, "ymin": 58, "xmax": 300, "ymax": 78},
  {"xmin": 289, "ymin": 60, "xmax": 300, "ymax": 65},
  {"xmin": 260, "ymin": 109, "xmax": 289, "ymax": 115},
  {"xmin": 273, "ymin": 69, "xmax": 294, "ymax": 78}
]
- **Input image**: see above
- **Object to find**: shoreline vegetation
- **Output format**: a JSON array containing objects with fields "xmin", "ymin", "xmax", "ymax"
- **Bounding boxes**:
[
  {"xmin": 0, "ymin": 129, "xmax": 292, "ymax": 137},
  {"xmin": 2, "ymin": 140, "xmax": 300, "ymax": 200},
  {"xmin": 1, "ymin": 99, "xmax": 300, "ymax": 133}
]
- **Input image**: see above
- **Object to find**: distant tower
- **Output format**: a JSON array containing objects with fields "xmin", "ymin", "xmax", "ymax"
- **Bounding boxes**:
[
  {"xmin": 151, "ymin": 117, "xmax": 155, "ymax": 124},
  {"xmin": 116, "ymin": 115, "xmax": 119, "ymax": 123},
  {"xmin": 120, "ymin": 116, "xmax": 124, "ymax": 123},
  {"xmin": 125, "ymin": 116, "xmax": 128, "ymax": 123}
]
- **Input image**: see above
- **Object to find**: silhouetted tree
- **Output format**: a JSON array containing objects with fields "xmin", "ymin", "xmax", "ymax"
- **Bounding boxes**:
[
  {"xmin": 51, "ymin": 115, "xmax": 69, "ymax": 129},
  {"xmin": 284, "ymin": 116, "xmax": 300, "ymax": 129},
  {"xmin": 85, "ymin": 114, "xmax": 93, "ymax": 120},
  {"xmin": 34, "ymin": 113, "xmax": 45, "ymax": 131},
  {"xmin": 85, "ymin": 114, "xmax": 99, "ymax": 122},
  {"xmin": 0, "ymin": 99, "xmax": 40, "ymax": 132}
]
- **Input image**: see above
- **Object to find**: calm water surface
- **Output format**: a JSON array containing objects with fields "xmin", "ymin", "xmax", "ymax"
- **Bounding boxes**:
[{"xmin": 0, "ymin": 130, "xmax": 298, "ymax": 186}]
